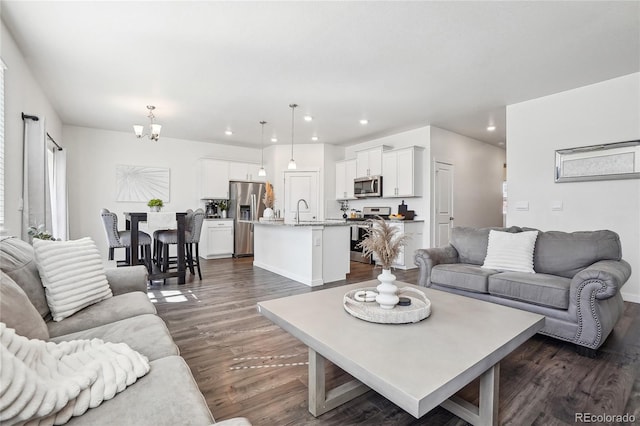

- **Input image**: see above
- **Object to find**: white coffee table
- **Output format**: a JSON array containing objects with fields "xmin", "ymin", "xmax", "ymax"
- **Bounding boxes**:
[{"xmin": 257, "ymin": 281, "xmax": 545, "ymax": 425}]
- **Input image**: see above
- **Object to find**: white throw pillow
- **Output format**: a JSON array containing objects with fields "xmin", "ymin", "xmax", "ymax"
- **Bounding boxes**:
[
  {"xmin": 482, "ymin": 230, "xmax": 539, "ymax": 273},
  {"xmin": 33, "ymin": 237, "xmax": 112, "ymax": 321}
]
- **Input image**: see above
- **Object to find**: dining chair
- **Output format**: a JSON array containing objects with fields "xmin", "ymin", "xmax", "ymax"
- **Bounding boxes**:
[
  {"xmin": 155, "ymin": 209, "xmax": 204, "ymax": 280},
  {"xmin": 100, "ymin": 208, "xmax": 152, "ymax": 272}
]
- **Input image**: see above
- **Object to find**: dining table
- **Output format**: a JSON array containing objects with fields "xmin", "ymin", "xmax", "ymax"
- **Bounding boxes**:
[{"xmin": 124, "ymin": 212, "xmax": 187, "ymax": 284}]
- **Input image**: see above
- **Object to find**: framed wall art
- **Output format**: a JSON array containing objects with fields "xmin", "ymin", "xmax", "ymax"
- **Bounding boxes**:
[
  {"xmin": 555, "ymin": 140, "xmax": 640, "ymax": 183},
  {"xmin": 116, "ymin": 165, "xmax": 170, "ymax": 202}
]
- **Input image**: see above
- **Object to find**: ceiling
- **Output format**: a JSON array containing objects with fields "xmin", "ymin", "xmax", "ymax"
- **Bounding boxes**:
[{"xmin": 2, "ymin": 1, "xmax": 638, "ymax": 148}]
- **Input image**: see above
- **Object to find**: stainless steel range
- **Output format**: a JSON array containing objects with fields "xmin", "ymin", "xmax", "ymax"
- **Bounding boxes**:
[{"xmin": 347, "ymin": 206, "xmax": 391, "ymax": 263}]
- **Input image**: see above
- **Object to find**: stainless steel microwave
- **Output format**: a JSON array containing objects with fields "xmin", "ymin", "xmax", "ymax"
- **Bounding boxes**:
[{"xmin": 354, "ymin": 176, "xmax": 383, "ymax": 198}]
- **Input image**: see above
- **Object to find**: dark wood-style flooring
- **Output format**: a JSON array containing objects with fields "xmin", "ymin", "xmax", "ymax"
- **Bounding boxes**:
[{"xmin": 149, "ymin": 257, "xmax": 640, "ymax": 425}]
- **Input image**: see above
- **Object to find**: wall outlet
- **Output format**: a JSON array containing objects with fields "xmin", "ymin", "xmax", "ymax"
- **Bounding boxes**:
[
  {"xmin": 314, "ymin": 237, "xmax": 321, "ymax": 247},
  {"xmin": 551, "ymin": 201, "xmax": 563, "ymax": 211},
  {"xmin": 515, "ymin": 201, "xmax": 529, "ymax": 211}
]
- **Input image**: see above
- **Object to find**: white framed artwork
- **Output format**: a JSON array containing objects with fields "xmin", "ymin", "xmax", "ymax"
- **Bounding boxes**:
[{"xmin": 116, "ymin": 165, "xmax": 170, "ymax": 202}]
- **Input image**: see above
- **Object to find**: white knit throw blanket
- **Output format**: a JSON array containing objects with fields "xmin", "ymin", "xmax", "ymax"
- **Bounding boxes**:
[{"xmin": 0, "ymin": 323, "xmax": 150, "ymax": 425}]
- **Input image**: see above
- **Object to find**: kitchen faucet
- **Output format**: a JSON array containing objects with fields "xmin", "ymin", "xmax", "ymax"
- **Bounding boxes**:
[{"xmin": 296, "ymin": 199, "xmax": 309, "ymax": 224}]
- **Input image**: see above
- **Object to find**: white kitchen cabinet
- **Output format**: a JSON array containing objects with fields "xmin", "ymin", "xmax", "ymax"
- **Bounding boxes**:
[
  {"xmin": 355, "ymin": 146, "xmax": 389, "ymax": 177},
  {"xmin": 229, "ymin": 161, "xmax": 264, "ymax": 182},
  {"xmin": 372, "ymin": 221, "xmax": 423, "ymax": 270},
  {"xmin": 200, "ymin": 219, "xmax": 234, "ymax": 259},
  {"xmin": 335, "ymin": 159, "xmax": 357, "ymax": 200},
  {"xmin": 382, "ymin": 146, "xmax": 423, "ymax": 198},
  {"xmin": 199, "ymin": 159, "xmax": 230, "ymax": 199}
]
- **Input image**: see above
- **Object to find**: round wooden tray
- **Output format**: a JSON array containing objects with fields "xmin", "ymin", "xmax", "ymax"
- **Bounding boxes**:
[{"xmin": 343, "ymin": 286, "xmax": 431, "ymax": 324}]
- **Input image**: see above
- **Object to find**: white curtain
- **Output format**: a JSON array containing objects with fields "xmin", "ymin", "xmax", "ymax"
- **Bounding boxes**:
[
  {"xmin": 50, "ymin": 147, "xmax": 68, "ymax": 240},
  {"xmin": 21, "ymin": 117, "xmax": 51, "ymax": 240}
]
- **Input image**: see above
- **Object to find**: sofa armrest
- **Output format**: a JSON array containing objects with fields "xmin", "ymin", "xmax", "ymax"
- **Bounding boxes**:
[
  {"xmin": 414, "ymin": 245, "xmax": 459, "ymax": 287},
  {"xmin": 104, "ymin": 265, "xmax": 148, "ymax": 296},
  {"xmin": 570, "ymin": 259, "xmax": 632, "ymax": 301}
]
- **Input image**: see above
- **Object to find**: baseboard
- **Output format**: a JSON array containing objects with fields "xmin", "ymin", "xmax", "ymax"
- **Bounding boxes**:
[{"xmin": 621, "ymin": 292, "xmax": 640, "ymax": 304}]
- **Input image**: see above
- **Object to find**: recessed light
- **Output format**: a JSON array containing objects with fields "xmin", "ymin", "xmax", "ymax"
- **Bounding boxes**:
[
  {"xmin": 225, "ymin": 130, "xmax": 233, "ymax": 136},
  {"xmin": 311, "ymin": 136, "xmax": 319, "ymax": 142},
  {"xmin": 486, "ymin": 125, "xmax": 496, "ymax": 132},
  {"xmin": 304, "ymin": 115, "xmax": 313, "ymax": 122},
  {"xmin": 270, "ymin": 137, "xmax": 278, "ymax": 143},
  {"xmin": 359, "ymin": 119, "xmax": 369, "ymax": 125}
]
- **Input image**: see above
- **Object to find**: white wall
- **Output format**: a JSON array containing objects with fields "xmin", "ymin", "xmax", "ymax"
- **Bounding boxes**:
[
  {"xmin": 63, "ymin": 126, "xmax": 261, "ymax": 257},
  {"xmin": 506, "ymin": 73, "xmax": 640, "ymax": 303},
  {"xmin": 1, "ymin": 20, "xmax": 62, "ymax": 236},
  {"xmin": 430, "ymin": 126, "xmax": 506, "ymax": 231}
]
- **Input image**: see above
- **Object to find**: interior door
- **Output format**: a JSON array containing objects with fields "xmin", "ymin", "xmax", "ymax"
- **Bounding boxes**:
[
  {"xmin": 284, "ymin": 171, "xmax": 318, "ymax": 222},
  {"xmin": 433, "ymin": 161, "xmax": 454, "ymax": 247}
]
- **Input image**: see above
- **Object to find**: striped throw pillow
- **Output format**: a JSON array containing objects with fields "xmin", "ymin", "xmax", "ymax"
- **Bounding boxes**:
[
  {"xmin": 33, "ymin": 237, "xmax": 112, "ymax": 321},
  {"xmin": 482, "ymin": 230, "xmax": 539, "ymax": 273}
]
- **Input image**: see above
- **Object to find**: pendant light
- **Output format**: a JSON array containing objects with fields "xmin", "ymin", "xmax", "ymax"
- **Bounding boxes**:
[
  {"xmin": 288, "ymin": 103, "xmax": 298, "ymax": 170},
  {"xmin": 133, "ymin": 105, "xmax": 162, "ymax": 141},
  {"xmin": 258, "ymin": 120, "xmax": 267, "ymax": 177}
]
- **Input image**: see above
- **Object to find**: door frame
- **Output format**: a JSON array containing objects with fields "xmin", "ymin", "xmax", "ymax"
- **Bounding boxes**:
[{"xmin": 431, "ymin": 159, "xmax": 454, "ymax": 247}]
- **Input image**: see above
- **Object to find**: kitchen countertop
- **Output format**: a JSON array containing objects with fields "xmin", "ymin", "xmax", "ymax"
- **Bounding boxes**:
[{"xmin": 204, "ymin": 217, "xmax": 233, "ymax": 221}]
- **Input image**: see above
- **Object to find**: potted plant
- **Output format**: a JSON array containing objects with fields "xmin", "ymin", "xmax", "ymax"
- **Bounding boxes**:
[
  {"xmin": 217, "ymin": 200, "xmax": 228, "ymax": 218},
  {"xmin": 27, "ymin": 224, "xmax": 55, "ymax": 243},
  {"xmin": 357, "ymin": 217, "xmax": 410, "ymax": 309},
  {"xmin": 262, "ymin": 181, "xmax": 275, "ymax": 219},
  {"xmin": 147, "ymin": 199, "xmax": 164, "ymax": 212}
]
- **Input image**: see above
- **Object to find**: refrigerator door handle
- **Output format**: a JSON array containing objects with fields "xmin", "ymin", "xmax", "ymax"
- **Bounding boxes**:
[{"xmin": 250, "ymin": 194, "xmax": 256, "ymax": 221}]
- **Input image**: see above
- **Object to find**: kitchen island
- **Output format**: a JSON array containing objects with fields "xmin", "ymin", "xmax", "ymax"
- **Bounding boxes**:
[{"xmin": 252, "ymin": 220, "xmax": 350, "ymax": 286}]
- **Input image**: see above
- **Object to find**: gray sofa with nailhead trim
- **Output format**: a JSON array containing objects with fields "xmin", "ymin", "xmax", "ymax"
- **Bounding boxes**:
[{"xmin": 414, "ymin": 227, "xmax": 632, "ymax": 354}]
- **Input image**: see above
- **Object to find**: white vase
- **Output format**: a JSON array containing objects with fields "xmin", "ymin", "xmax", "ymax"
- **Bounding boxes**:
[
  {"xmin": 376, "ymin": 268, "xmax": 399, "ymax": 309},
  {"xmin": 150, "ymin": 206, "xmax": 161, "ymax": 212},
  {"xmin": 221, "ymin": 210, "xmax": 227, "ymax": 218},
  {"xmin": 263, "ymin": 207, "xmax": 275, "ymax": 219}
]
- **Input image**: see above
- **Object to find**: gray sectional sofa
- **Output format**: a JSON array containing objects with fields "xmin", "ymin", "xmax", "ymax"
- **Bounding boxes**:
[
  {"xmin": 414, "ymin": 227, "xmax": 632, "ymax": 354},
  {"xmin": 0, "ymin": 236, "xmax": 250, "ymax": 426}
]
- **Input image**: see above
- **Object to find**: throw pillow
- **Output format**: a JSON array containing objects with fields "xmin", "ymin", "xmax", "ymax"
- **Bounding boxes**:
[
  {"xmin": 482, "ymin": 230, "xmax": 539, "ymax": 273},
  {"xmin": 32, "ymin": 237, "xmax": 113, "ymax": 321}
]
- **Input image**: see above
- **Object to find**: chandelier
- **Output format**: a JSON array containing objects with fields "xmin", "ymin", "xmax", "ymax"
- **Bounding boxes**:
[{"xmin": 133, "ymin": 105, "xmax": 162, "ymax": 141}]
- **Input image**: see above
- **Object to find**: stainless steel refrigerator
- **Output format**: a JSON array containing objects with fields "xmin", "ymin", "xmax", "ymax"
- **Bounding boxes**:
[{"xmin": 229, "ymin": 181, "xmax": 266, "ymax": 257}]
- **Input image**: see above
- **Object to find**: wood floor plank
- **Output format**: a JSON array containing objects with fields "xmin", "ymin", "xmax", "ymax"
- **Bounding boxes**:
[{"xmin": 150, "ymin": 257, "xmax": 639, "ymax": 425}]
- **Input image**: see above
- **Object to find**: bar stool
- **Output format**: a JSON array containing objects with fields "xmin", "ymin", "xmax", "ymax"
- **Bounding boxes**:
[{"xmin": 100, "ymin": 208, "xmax": 152, "ymax": 272}]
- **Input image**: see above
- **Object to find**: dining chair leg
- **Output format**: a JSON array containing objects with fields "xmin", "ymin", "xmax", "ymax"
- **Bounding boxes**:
[
  {"xmin": 108, "ymin": 247, "xmax": 114, "ymax": 261},
  {"xmin": 163, "ymin": 243, "xmax": 169, "ymax": 273},
  {"xmin": 144, "ymin": 245, "xmax": 152, "ymax": 274},
  {"xmin": 194, "ymin": 243, "xmax": 202, "ymax": 280},
  {"xmin": 186, "ymin": 243, "xmax": 195, "ymax": 275}
]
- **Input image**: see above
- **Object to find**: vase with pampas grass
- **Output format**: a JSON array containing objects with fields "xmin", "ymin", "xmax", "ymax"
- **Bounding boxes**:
[
  {"xmin": 262, "ymin": 181, "xmax": 275, "ymax": 219},
  {"xmin": 358, "ymin": 217, "xmax": 410, "ymax": 309}
]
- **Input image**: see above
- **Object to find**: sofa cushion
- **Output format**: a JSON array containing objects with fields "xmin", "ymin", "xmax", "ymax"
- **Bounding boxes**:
[
  {"xmin": 33, "ymin": 237, "xmax": 113, "ymax": 321},
  {"xmin": 0, "ymin": 271, "xmax": 49, "ymax": 340},
  {"xmin": 431, "ymin": 263, "xmax": 498, "ymax": 293},
  {"xmin": 450, "ymin": 226, "xmax": 521, "ymax": 265},
  {"xmin": 65, "ymin": 355, "xmax": 215, "ymax": 426},
  {"xmin": 50, "ymin": 314, "xmax": 179, "ymax": 361},
  {"xmin": 488, "ymin": 272, "xmax": 571, "ymax": 309},
  {"xmin": 0, "ymin": 236, "xmax": 50, "ymax": 318},
  {"xmin": 47, "ymin": 291, "xmax": 156, "ymax": 337},
  {"xmin": 533, "ymin": 230, "xmax": 622, "ymax": 278},
  {"xmin": 482, "ymin": 230, "xmax": 538, "ymax": 273}
]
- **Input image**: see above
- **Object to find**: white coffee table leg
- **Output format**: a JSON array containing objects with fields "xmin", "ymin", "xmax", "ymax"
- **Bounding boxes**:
[
  {"xmin": 441, "ymin": 363, "xmax": 500, "ymax": 426},
  {"xmin": 308, "ymin": 348, "xmax": 370, "ymax": 417}
]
